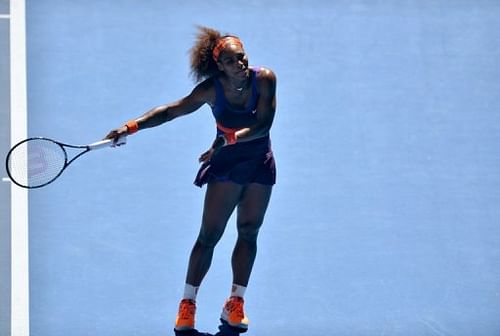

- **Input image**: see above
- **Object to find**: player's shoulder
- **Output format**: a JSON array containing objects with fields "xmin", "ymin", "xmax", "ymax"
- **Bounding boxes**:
[
  {"xmin": 191, "ymin": 77, "xmax": 216, "ymax": 101},
  {"xmin": 254, "ymin": 66, "xmax": 276, "ymax": 83},
  {"xmin": 195, "ymin": 77, "xmax": 216, "ymax": 91},
  {"xmin": 254, "ymin": 66, "xmax": 276, "ymax": 97}
]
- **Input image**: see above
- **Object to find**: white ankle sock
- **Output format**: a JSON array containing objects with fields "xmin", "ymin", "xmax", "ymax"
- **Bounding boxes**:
[
  {"xmin": 183, "ymin": 284, "xmax": 199, "ymax": 301},
  {"xmin": 231, "ymin": 284, "xmax": 246, "ymax": 298}
]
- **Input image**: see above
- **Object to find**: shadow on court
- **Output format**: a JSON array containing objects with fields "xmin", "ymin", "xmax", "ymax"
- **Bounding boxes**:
[{"xmin": 174, "ymin": 319, "xmax": 246, "ymax": 336}]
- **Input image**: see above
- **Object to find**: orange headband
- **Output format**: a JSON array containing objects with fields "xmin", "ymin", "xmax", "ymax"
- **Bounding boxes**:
[{"xmin": 213, "ymin": 36, "xmax": 243, "ymax": 62}]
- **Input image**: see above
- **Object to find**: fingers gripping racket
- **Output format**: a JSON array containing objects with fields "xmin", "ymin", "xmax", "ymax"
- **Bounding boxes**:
[{"xmin": 5, "ymin": 137, "xmax": 126, "ymax": 189}]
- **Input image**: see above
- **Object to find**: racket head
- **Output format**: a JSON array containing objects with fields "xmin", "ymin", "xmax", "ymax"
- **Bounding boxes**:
[{"xmin": 5, "ymin": 137, "xmax": 68, "ymax": 189}]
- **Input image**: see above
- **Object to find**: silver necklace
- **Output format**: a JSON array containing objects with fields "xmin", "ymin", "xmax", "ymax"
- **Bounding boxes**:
[
  {"xmin": 230, "ymin": 78, "xmax": 248, "ymax": 92},
  {"xmin": 231, "ymin": 82, "xmax": 245, "ymax": 92}
]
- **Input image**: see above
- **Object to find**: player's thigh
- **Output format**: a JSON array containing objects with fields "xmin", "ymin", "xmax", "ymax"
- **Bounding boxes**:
[
  {"xmin": 236, "ymin": 183, "xmax": 273, "ymax": 239},
  {"xmin": 199, "ymin": 181, "xmax": 244, "ymax": 245}
]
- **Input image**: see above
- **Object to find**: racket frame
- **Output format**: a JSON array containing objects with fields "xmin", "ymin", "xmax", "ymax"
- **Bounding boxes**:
[{"xmin": 5, "ymin": 137, "xmax": 115, "ymax": 189}]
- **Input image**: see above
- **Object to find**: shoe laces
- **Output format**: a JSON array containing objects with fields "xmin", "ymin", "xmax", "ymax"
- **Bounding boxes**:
[{"xmin": 225, "ymin": 297, "xmax": 245, "ymax": 319}]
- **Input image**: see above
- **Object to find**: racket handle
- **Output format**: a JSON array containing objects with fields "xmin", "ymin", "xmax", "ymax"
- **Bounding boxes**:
[{"xmin": 88, "ymin": 136, "xmax": 126, "ymax": 150}]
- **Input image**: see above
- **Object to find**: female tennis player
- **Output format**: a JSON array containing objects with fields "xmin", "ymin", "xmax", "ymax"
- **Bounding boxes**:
[{"xmin": 105, "ymin": 26, "xmax": 276, "ymax": 332}]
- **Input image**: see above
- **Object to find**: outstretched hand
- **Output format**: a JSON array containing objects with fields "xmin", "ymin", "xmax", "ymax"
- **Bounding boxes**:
[{"xmin": 104, "ymin": 126, "xmax": 129, "ymax": 147}]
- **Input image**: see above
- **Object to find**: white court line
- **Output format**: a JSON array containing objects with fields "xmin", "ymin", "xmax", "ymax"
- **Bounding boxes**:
[
  {"xmin": 0, "ymin": 14, "xmax": 10, "ymax": 19},
  {"xmin": 10, "ymin": 0, "xmax": 29, "ymax": 335},
  {"xmin": 2, "ymin": 177, "xmax": 11, "ymax": 182}
]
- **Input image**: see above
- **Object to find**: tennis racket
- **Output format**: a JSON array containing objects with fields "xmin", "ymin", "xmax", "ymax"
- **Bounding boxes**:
[{"xmin": 5, "ymin": 136, "xmax": 126, "ymax": 189}]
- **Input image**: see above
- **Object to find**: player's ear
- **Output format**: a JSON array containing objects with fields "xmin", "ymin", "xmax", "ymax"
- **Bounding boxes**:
[{"xmin": 216, "ymin": 61, "xmax": 224, "ymax": 71}]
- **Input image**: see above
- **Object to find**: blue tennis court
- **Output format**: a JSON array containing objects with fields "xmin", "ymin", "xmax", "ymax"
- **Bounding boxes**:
[{"xmin": 2, "ymin": 1, "xmax": 500, "ymax": 335}]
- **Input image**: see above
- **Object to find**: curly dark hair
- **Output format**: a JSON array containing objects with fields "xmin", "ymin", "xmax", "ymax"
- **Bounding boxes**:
[{"xmin": 189, "ymin": 26, "xmax": 226, "ymax": 82}]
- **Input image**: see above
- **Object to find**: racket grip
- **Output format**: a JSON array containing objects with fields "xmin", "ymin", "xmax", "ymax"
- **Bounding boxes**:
[{"xmin": 89, "ymin": 136, "xmax": 126, "ymax": 150}]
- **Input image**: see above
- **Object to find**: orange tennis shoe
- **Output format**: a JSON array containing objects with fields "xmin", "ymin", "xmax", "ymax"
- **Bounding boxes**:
[
  {"xmin": 221, "ymin": 296, "xmax": 249, "ymax": 330},
  {"xmin": 175, "ymin": 299, "xmax": 196, "ymax": 331}
]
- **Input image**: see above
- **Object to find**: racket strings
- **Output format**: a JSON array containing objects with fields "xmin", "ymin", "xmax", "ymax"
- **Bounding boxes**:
[{"xmin": 7, "ymin": 139, "xmax": 66, "ymax": 188}]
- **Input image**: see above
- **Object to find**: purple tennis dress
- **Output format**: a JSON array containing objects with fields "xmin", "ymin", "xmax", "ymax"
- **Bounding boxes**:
[{"xmin": 194, "ymin": 67, "xmax": 276, "ymax": 187}]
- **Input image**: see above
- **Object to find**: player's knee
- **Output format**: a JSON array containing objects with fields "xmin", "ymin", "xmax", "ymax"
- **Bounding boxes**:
[
  {"xmin": 197, "ymin": 227, "xmax": 224, "ymax": 248},
  {"xmin": 237, "ymin": 222, "xmax": 260, "ymax": 243}
]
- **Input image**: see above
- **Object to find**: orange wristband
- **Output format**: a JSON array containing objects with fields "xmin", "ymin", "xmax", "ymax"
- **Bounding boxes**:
[
  {"xmin": 216, "ymin": 122, "xmax": 239, "ymax": 146},
  {"xmin": 224, "ymin": 132, "xmax": 237, "ymax": 145},
  {"xmin": 125, "ymin": 120, "xmax": 139, "ymax": 134}
]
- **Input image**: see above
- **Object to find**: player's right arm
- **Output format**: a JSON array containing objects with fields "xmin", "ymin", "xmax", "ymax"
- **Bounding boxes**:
[
  {"xmin": 105, "ymin": 79, "xmax": 213, "ymax": 141},
  {"xmin": 136, "ymin": 79, "xmax": 213, "ymax": 129}
]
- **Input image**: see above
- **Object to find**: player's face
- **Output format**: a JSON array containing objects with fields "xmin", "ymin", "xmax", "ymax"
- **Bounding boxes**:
[{"xmin": 217, "ymin": 44, "xmax": 249, "ymax": 79}]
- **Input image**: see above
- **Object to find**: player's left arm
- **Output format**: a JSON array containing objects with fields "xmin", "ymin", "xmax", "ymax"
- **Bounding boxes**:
[{"xmin": 235, "ymin": 68, "xmax": 277, "ymax": 142}]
